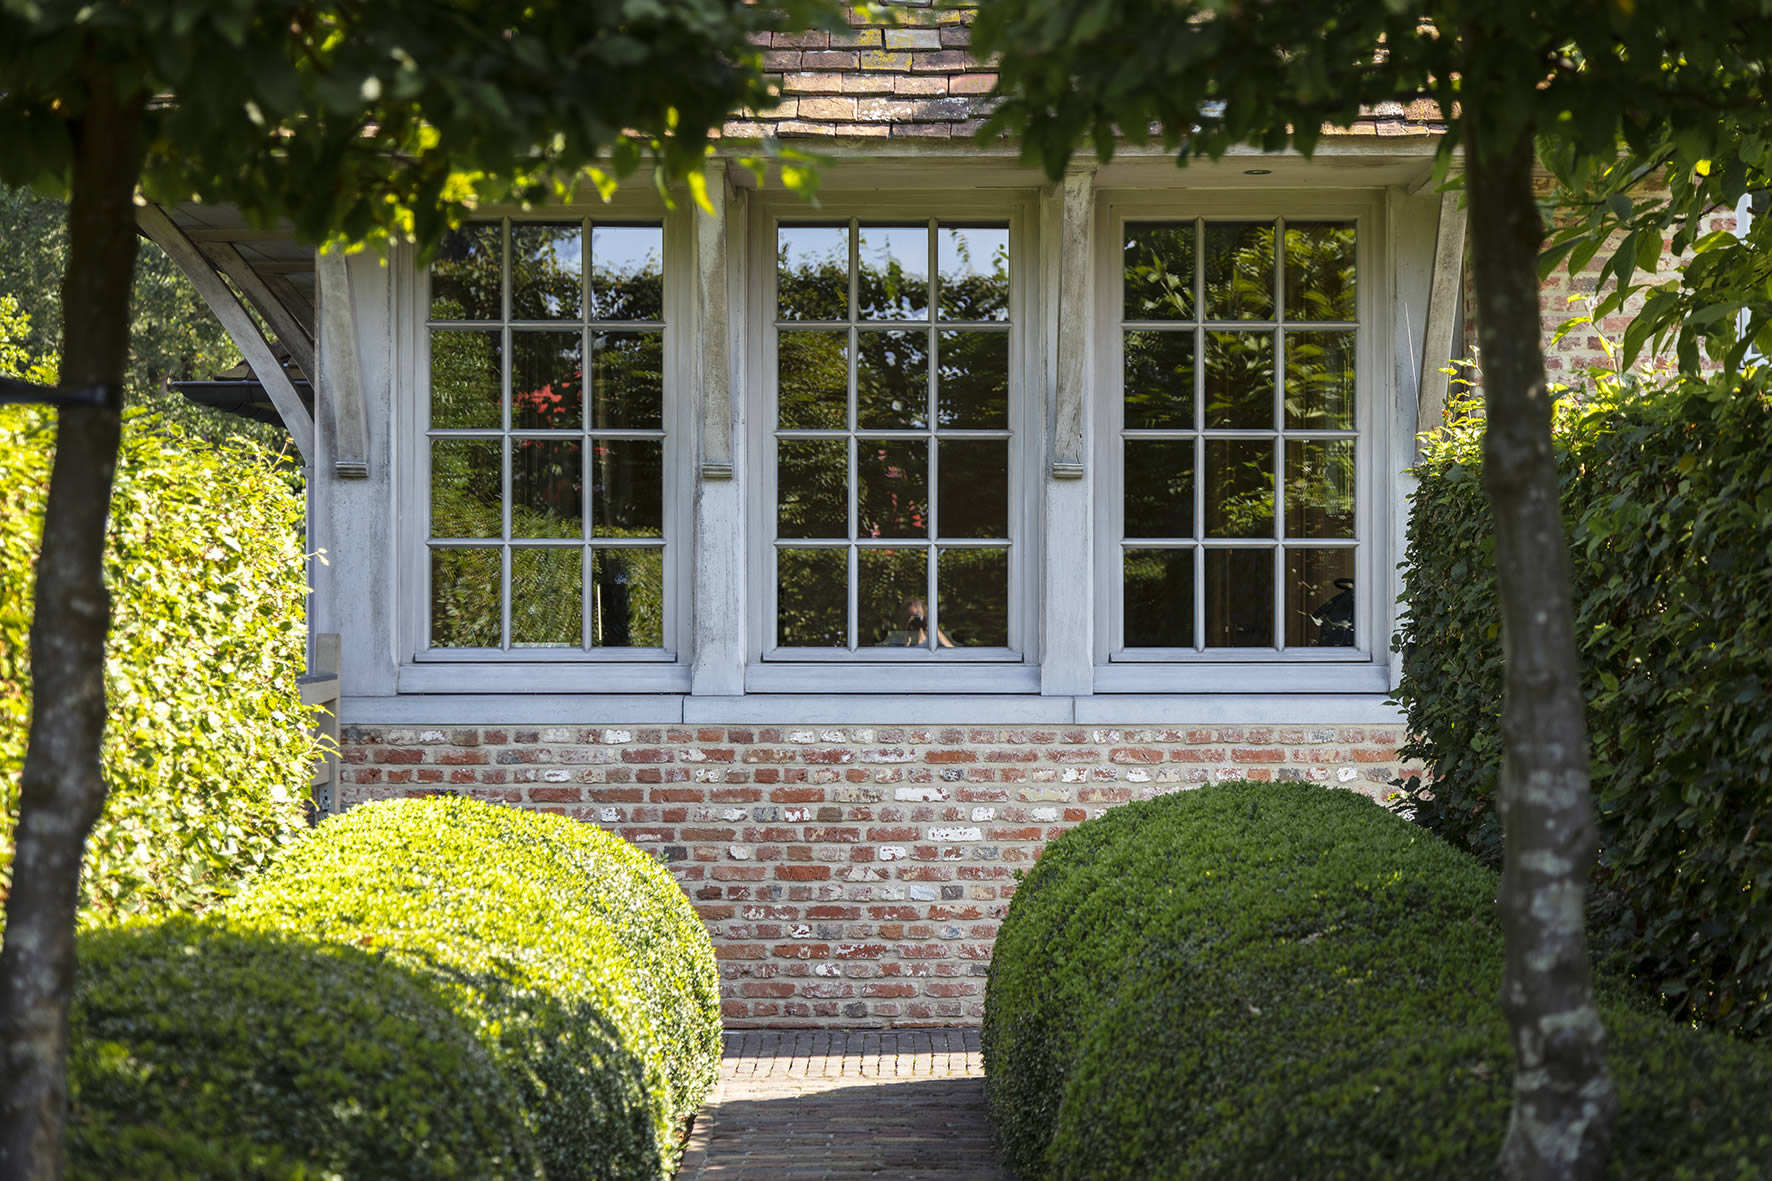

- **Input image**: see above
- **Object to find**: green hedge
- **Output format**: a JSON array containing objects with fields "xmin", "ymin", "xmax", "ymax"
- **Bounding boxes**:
[
  {"xmin": 227, "ymin": 796, "xmax": 721, "ymax": 1179},
  {"xmin": 982, "ymin": 783, "xmax": 1772, "ymax": 1181},
  {"xmin": 1394, "ymin": 375, "xmax": 1772, "ymax": 1037},
  {"xmin": 0, "ymin": 403, "xmax": 313, "ymax": 921},
  {"xmin": 69, "ymin": 917, "xmax": 541, "ymax": 1179}
]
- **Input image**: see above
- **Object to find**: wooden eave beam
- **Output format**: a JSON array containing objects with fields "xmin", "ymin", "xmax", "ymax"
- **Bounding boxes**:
[
  {"xmin": 137, "ymin": 203, "xmax": 315, "ymax": 462},
  {"xmin": 202, "ymin": 240, "xmax": 316, "ymax": 383}
]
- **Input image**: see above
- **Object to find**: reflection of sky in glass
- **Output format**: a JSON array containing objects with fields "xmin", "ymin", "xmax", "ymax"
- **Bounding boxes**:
[
  {"xmin": 593, "ymin": 226, "xmax": 661, "ymax": 277},
  {"xmin": 858, "ymin": 225, "xmax": 929, "ymax": 319},
  {"xmin": 779, "ymin": 225, "xmax": 848, "ymax": 269},
  {"xmin": 939, "ymin": 227, "xmax": 1006, "ymax": 279}
]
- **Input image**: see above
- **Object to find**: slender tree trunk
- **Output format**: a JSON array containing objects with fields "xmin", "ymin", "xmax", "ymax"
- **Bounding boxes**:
[
  {"xmin": 1464, "ymin": 129, "xmax": 1617, "ymax": 1180},
  {"xmin": 0, "ymin": 81, "xmax": 144, "ymax": 1180}
]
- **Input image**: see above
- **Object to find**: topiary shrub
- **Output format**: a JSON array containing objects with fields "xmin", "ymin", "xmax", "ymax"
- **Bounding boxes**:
[
  {"xmin": 983, "ymin": 783, "xmax": 1772, "ymax": 1181},
  {"xmin": 1395, "ymin": 374, "xmax": 1772, "ymax": 1037},
  {"xmin": 69, "ymin": 916, "xmax": 541, "ymax": 1180},
  {"xmin": 228, "ymin": 796, "xmax": 721, "ymax": 1180},
  {"xmin": 0, "ymin": 402, "xmax": 312, "ymax": 922}
]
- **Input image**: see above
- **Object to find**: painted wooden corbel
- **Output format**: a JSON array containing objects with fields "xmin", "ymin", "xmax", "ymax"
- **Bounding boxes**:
[
  {"xmin": 1417, "ymin": 190, "xmax": 1468, "ymax": 442},
  {"xmin": 697, "ymin": 161, "xmax": 736, "ymax": 480},
  {"xmin": 137, "ymin": 203, "xmax": 315, "ymax": 464},
  {"xmin": 315, "ymin": 249, "xmax": 370, "ymax": 479},
  {"xmin": 1053, "ymin": 164, "xmax": 1095, "ymax": 480}
]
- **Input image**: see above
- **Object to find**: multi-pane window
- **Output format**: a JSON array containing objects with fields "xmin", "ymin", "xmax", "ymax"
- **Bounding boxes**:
[
  {"xmin": 1116, "ymin": 218, "xmax": 1359, "ymax": 653},
  {"xmin": 425, "ymin": 218, "xmax": 669, "ymax": 653},
  {"xmin": 770, "ymin": 219, "xmax": 1014, "ymax": 654}
]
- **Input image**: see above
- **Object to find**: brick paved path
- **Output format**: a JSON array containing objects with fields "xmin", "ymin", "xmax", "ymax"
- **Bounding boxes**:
[{"xmin": 674, "ymin": 1029, "xmax": 1015, "ymax": 1180}]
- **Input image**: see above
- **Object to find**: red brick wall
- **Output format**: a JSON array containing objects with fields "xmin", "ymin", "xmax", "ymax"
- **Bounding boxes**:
[{"xmin": 340, "ymin": 722, "xmax": 1416, "ymax": 1027}]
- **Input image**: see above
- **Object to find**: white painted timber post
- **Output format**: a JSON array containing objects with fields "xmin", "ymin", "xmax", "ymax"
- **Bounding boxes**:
[
  {"xmin": 1041, "ymin": 165, "xmax": 1096, "ymax": 697},
  {"xmin": 691, "ymin": 163, "xmax": 746, "ymax": 695}
]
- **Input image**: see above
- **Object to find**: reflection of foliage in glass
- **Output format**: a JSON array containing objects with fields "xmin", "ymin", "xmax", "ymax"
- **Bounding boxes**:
[
  {"xmin": 938, "ymin": 227, "xmax": 1009, "ymax": 322},
  {"xmin": 431, "ymin": 223, "xmax": 502, "ymax": 320},
  {"xmin": 857, "ymin": 225, "xmax": 928, "ymax": 320},
  {"xmin": 592, "ymin": 331, "xmax": 663, "ymax": 429},
  {"xmin": 431, "ymin": 548, "xmax": 502, "ymax": 648},
  {"xmin": 777, "ymin": 548, "xmax": 846, "ymax": 647},
  {"xmin": 937, "ymin": 330, "xmax": 1008, "ymax": 428},
  {"xmin": 777, "ymin": 440, "xmax": 846, "ymax": 539},
  {"xmin": 511, "ymin": 548, "xmax": 581, "ymax": 646},
  {"xmin": 431, "ymin": 439, "xmax": 501, "ymax": 538},
  {"xmin": 511, "ymin": 223, "xmax": 582, "ymax": 320},
  {"xmin": 1204, "ymin": 222, "xmax": 1275, "ymax": 321},
  {"xmin": 858, "ymin": 440, "xmax": 927, "ymax": 538},
  {"xmin": 430, "ymin": 329, "xmax": 501, "ymax": 430},
  {"xmin": 857, "ymin": 329, "xmax": 928, "ymax": 429},
  {"xmin": 1284, "ymin": 223, "xmax": 1356, "ymax": 322},
  {"xmin": 1123, "ymin": 330, "xmax": 1193, "ymax": 429},
  {"xmin": 512, "ymin": 439, "xmax": 582, "ymax": 538},
  {"xmin": 937, "ymin": 547, "xmax": 1009, "ymax": 647},
  {"xmin": 591, "ymin": 226, "xmax": 663, "ymax": 321},
  {"xmin": 1124, "ymin": 224, "xmax": 1193, "ymax": 320},
  {"xmin": 1204, "ymin": 331, "xmax": 1274, "ymax": 428},
  {"xmin": 1284, "ymin": 439, "xmax": 1355, "ymax": 538},
  {"xmin": 1204, "ymin": 440, "xmax": 1274, "ymax": 538},
  {"xmin": 778, "ymin": 331, "xmax": 847, "ymax": 429},
  {"xmin": 1123, "ymin": 440, "xmax": 1194, "ymax": 539},
  {"xmin": 592, "ymin": 441, "xmax": 663, "ymax": 536},
  {"xmin": 1123, "ymin": 548, "xmax": 1194, "ymax": 647},
  {"xmin": 1284, "ymin": 330, "xmax": 1355, "ymax": 429},
  {"xmin": 777, "ymin": 225, "xmax": 849, "ymax": 321},
  {"xmin": 512, "ymin": 331, "xmax": 582, "ymax": 430},
  {"xmin": 859, "ymin": 547, "xmax": 927, "ymax": 644}
]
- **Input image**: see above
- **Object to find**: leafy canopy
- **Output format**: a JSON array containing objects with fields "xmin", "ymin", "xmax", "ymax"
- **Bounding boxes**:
[{"xmin": 0, "ymin": 0, "xmax": 837, "ymax": 252}]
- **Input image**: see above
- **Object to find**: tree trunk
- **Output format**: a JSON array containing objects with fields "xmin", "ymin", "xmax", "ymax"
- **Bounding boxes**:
[
  {"xmin": 1465, "ymin": 129, "xmax": 1618, "ymax": 1180},
  {"xmin": 0, "ymin": 81, "xmax": 145, "ymax": 1180}
]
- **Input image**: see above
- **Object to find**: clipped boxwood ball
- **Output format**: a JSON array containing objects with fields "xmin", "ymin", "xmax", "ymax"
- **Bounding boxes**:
[
  {"xmin": 983, "ymin": 783, "xmax": 1772, "ymax": 1181},
  {"xmin": 69, "ymin": 917, "xmax": 541, "ymax": 1180},
  {"xmin": 230, "ymin": 796, "xmax": 721, "ymax": 1180}
]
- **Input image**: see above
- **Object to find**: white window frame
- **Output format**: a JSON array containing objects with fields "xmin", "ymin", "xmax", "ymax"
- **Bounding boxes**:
[
  {"xmin": 742, "ymin": 190, "xmax": 1044, "ymax": 694},
  {"xmin": 1091, "ymin": 190, "xmax": 1394, "ymax": 694},
  {"xmin": 396, "ymin": 195, "xmax": 696, "ymax": 694}
]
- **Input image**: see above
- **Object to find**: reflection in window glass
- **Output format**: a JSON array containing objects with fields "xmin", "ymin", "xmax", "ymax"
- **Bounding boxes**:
[
  {"xmin": 773, "ymin": 217, "xmax": 1014, "ymax": 653},
  {"xmin": 426, "ymin": 218, "xmax": 670, "ymax": 652},
  {"xmin": 1119, "ymin": 216, "xmax": 1357, "ymax": 653}
]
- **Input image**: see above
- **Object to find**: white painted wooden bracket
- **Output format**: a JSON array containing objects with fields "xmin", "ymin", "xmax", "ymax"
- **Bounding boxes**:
[
  {"xmin": 1052, "ymin": 165, "xmax": 1095, "ymax": 480},
  {"xmin": 1416, "ymin": 190, "xmax": 1468, "ymax": 441},
  {"xmin": 137, "ymin": 203, "xmax": 315, "ymax": 464},
  {"xmin": 202, "ymin": 240, "xmax": 315, "ymax": 385},
  {"xmin": 698, "ymin": 162, "xmax": 735, "ymax": 481},
  {"xmin": 316, "ymin": 249, "xmax": 370, "ymax": 478}
]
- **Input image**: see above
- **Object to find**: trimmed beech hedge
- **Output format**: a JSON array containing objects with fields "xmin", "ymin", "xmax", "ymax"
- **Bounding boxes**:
[
  {"xmin": 71, "ymin": 797, "xmax": 721, "ymax": 1180},
  {"xmin": 70, "ymin": 918, "xmax": 540, "ymax": 1179},
  {"xmin": 983, "ymin": 783, "xmax": 1772, "ymax": 1181},
  {"xmin": 1396, "ymin": 376, "xmax": 1772, "ymax": 1037}
]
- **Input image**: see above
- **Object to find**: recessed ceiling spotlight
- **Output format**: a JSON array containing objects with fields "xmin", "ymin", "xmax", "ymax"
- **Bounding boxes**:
[{"xmin": 1244, "ymin": 168, "xmax": 1273, "ymax": 175}]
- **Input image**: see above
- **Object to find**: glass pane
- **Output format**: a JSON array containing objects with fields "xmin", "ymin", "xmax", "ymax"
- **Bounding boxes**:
[
  {"xmin": 1124, "ymin": 440, "xmax": 1194, "ymax": 540},
  {"xmin": 937, "ymin": 547, "xmax": 1008, "ymax": 647},
  {"xmin": 1286, "ymin": 547, "xmax": 1356, "ymax": 648},
  {"xmin": 512, "ymin": 439, "xmax": 583, "ymax": 539},
  {"xmin": 778, "ymin": 224, "xmax": 850, "ymax": 321},
  {"xmin": 1124, "ymin": 548, "xmax": 1193, "ymax": 648},
  {"xmin": 1204, "ymin": 440, "xmax": 1274, "ymax": 538},
  {"xmin": 512, "ymin": 331, "xmax": 582, "ymax": 430},
  {"xmin": 858, "ymin": 439, "xmax": 928, "ymax": 539},
  {"xmin": 1123, "ymin": 330, "xmax": 1194, "ymax": 430},
  {"xmin": 591, "ymin": 331, "xmax": 663, "ymax": 430},
  {"xmin": 430, "ymin": 329, "xmax": 501, "ymax": 430},
  {"xmin": 1204, "ymin": 222, "xmax": 1276, "ymax": 321},
  {"xmin": 511, "ymin": 548, "xmax": 582, "ymax": 647},
  {"xmin": 1284, "ymin": 330, "xmax": 1356, "ymax": 430},
  {"xmin": 856, "ymin": 329, "xmax": 929, "ymax": 429},
  {"xmin": 1285, "ymin": 439, "xmax": 1356, "ymax": 539},
  {"xmin": 778, "ymin": 439, "xmax": 847, "ymax": 539},
  {"xmin": 431, "ymin": 439, "xmax": 501, "ymax": 539},
  {"xmin": 779, "ymin": 330, "xmax": 849, "ymax": 429},
  {"xmin": 592, "ymin": 548, "xmax": 664, "ymax": 647},
  {"xmin": 937, "ymin": 440, "xmax": 1008, "ymax": 540},
  {"xmin": 591, "ymin": 440, "xmax": 662, "ymax": 537},
  {"xmin": 857, "ymin": 224, "xmax": 929, "ymax": 321},
  {"xmin": 778, "ymin": 548, "xmax": 848, "ymax": 647},
  {"xmin": 591, "ymin": 225, "xmax": 664, "ymax": 321},
  {"xmin": 1204, "ymin": 331, "xmax": 1275, "ymax": 429},
  {"xmin": 510, "ymin": 222, "xmax": 582, "ymax": 320},
  {"xmin": 1204, "ymin": 548, "xmax": 1274, "ymax": 647},
  {"xmin": 859, "ymin": 547, "xmax": 930, "ymax": 647},
  {"xmin": 430, "ymin": 547, "xmax": 502, "ymax": 648},
  {"xmin": 430, "ymin": 223, "xmax": 502, "ymax": 321},
  {"xmin": 936, "ymin": 330, "xmax": 1008, "ymax": 429},
  {"xmin": 1123, "ymin": 223, "xmax": 1193, "ymax": 321},
  {"xmin": 938, "ymin": 225, "xmax": 1009, "ymax": 321},
  {"xmin": 1285, "ymin": 222, "xmax": 1357, "ymax": 322}
]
